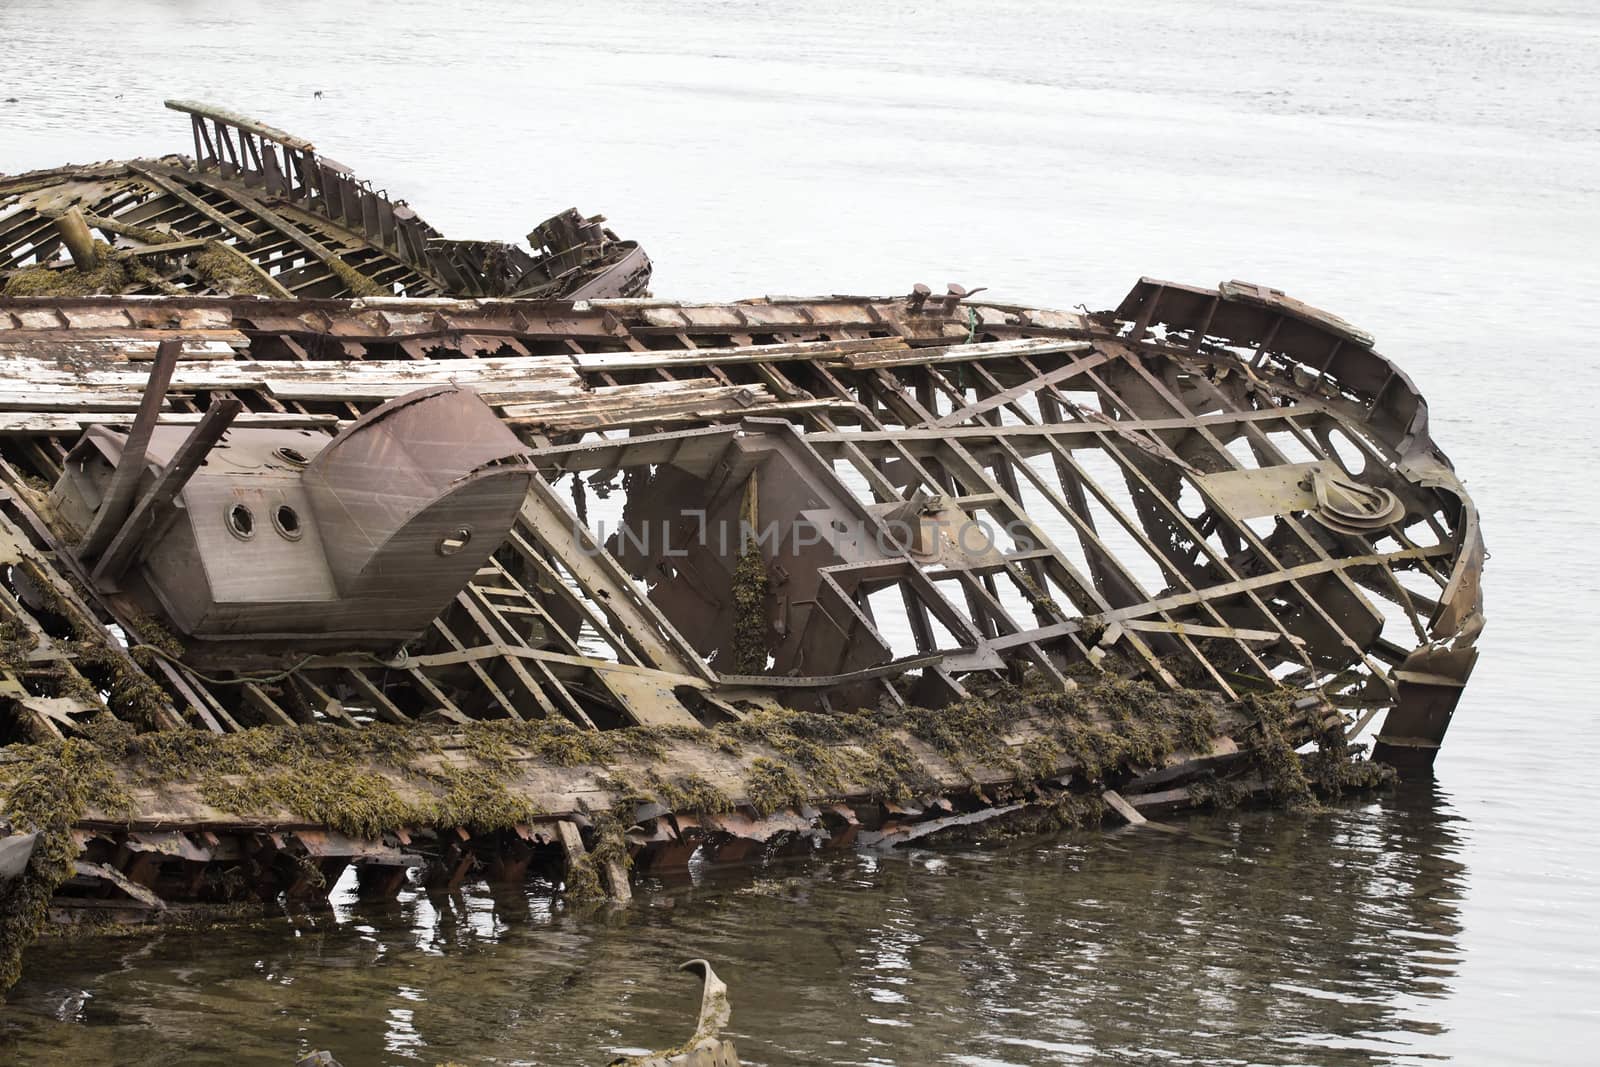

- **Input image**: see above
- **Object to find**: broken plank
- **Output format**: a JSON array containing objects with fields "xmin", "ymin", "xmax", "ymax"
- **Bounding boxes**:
[
  {"xmin": 570, "ymin": 335, "xmax": 906, "ymax": 372},
  {"xmin": 0, "ymin": 410, "xmax": 337, "ymax": 435}
]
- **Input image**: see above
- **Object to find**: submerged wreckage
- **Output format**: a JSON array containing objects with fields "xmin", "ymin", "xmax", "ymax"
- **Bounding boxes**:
[{"xmin": 0, "ymin": 103, "xmax": 1482, "ymax": 995}]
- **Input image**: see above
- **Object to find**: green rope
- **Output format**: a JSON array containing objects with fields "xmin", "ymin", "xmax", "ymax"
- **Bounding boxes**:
[{"xmin": 965, "ymin": 306, "xmax": 978, "ymax": 344}]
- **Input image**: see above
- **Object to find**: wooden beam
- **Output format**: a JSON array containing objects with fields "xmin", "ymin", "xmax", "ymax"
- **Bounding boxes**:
[
  {"xmin": 91, "ymin": 397, "xmax": 241, "ymax": 586},
  {"xmin": 78, "ymin": 338, "xmax": 182, "ymax": 559}
]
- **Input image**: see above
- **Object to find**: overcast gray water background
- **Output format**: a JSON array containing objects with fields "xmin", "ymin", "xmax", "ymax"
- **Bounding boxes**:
[{"xmin": 1, "ymin": 0, "xmax": 1597, "ymax": 1063}]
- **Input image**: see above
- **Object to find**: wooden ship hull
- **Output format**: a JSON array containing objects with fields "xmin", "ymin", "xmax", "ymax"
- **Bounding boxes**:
[
  {"xmin": 0, "ymin": 105, "xmax": 1483, "ymax": 997},
  {"xmin": 0, "ymin": 101, "xmax": 651, "ymax": 302}
]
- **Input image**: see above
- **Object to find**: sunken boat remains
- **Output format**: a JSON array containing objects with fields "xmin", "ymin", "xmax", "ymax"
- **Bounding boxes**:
[
  {"xmin": 1, "ymin": 101, "xmax": 650, "ymax": 302},
  {"xmin": 0, "ymin": 106, "xmax": 1482, "ymax": 994}
]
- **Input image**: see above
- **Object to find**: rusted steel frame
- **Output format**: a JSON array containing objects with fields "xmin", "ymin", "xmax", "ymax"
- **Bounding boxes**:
[
  {"xmin": 979, "ymin": 448, "xmax": 1059, "ymax": 633},
  {"xmin": 427, "ymin": 615, "xmax": 524, "ymax": 718},
  {"xmin": 216, "ymin": 122, "xmax": 248, "ymax": 178},
  {"xmin": 270, "ymin": 200, "xmax": 432, "ymax": 291},
  {"xmin": 741, "ymin": 358, "xmax": 908, "ymax": 502},
  {"xmin": 920, "ymin": 362, "xmax": 1059, "ymax": 616},
  {"xmin": 472, "ymin": 553, "xmax": 588, "ymax": 657},
  {"xmin": 806, "ymin": 411, "xmax": 904, "ymax": 502},
  {"xmin": 289, "ymin": 671, "xmax": 360, "ymax": 730},
  {"xmin": 520, "ymin": 479, "xmax": 712, "ymax": 682},
  {"xmin": 1164, "ymin": 358, "xmax": 1427, "ymax": 563},
  {"xmin": 240, "ymin": 681, "xmax": 297, "ymax": 727},
  {"xmin": 929, "ymin": 357, "xmax": 1251, "ymax": 693},
  {"xmin": 450, "ymin": 587, "xmax": 621, "ymax": 729},
  {"xmin": 1053, "ymin": 429, "xmax": 1315, "ymax": 676},
  {"xmin": 800, "ymin": 493, "xmax": 993, "ymax": 674},
  {"xmin": 340, "ymin": 669, "xmax": 411, "ymax": 725},
  {"xmin": 989, "ymin": 435, "xmax": 1245, "ymax": 696},
  {"xmin": 447, "ymin": 589, "xmax": 544, "ymax": 721},
  {"xmin": 1016, "ymin": 357, "xmax": 1301, "ymax": 678},
  {"xmin": 1263, "ymin": 406, "xmax": 1455, "ymax": 609},
  {"xmin": 925, "ymin": 350, "xmax": 1116, "ymax": 429},
  {"xmin": 821, "ymin": 367, "xmax": 1031, "ymax": 658},
  {"xmin": 91, "ymin": 396, "xmax": 242, "ymax": 587},
  {"xmin": 1125, "ymin": 357, "xmax": 1420, "ymax": 670},
  {"xmin": 754, "ymin": 415, "xmax": 1000, "ymax": 694},
  {"xmin": 844, "ymin": 368, "xmax": 1039, "ymax": 643},
  {"xmin": 78, "ymin": 338, "xmax": 183, "ymax": 559},
  {"xmin": 149, "ymin": 165, "xmax": 371, "ymax": 294},
  {"xmin": 982, "ymin": 543, "xmax": 1451, "ymax": 654},
  {"xmin": 125, "ymin": 164, "xmax": 257, "ymax": 243},
  {"xmin": 504, "ymin": 526, "xmax": 645, "ymax": 666},
  {"xmin": 1279, "ymin": 406, "xmax": 1456, "ymax": 575},
  {"xmin": 806, "ymin": 565, "xmax": 953, "ymax": 703},
  {"xmin": 807, "ymin": 361, "xmax": 975, "ymax": 511},
  {"xmin": 1368, "ymin": 562, "xmax": 1433, "ymax": 646},
  {"xmin": 1032, "ymin": 387, "xmax": 1152, "ymax": 599},
  {"xmin": 802, "ymin": 406, "xmax": 948, "ymax": 655},
  {"xmin": 401, "ymin": 664, "xmax": 466, "ymax": 723},
  {"xmin": 0, "ymin": 518, "xmax": 189, "ymax": 731},
  {"xmin": 871, "ymin": 374, "xmax": 1176, "ymax": 684},
  {"xmin": 944, "ymin": 567, "xmax": 1072, "ymax": 687},
  {"xmin": 1085, "ymin": 360, "xmax": 1393, "ymax": 683}
]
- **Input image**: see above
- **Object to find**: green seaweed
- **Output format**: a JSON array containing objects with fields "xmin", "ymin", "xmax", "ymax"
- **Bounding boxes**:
[
  {"xmin": 729, "ymin": 543, "xmax": 771, "ymax": 674},
  {"xmin": 192, "ymin": 242, "xmax": 280, "ymax": 297},
  {"xmin": 744, "ymin": 757, "xmax": 807, "ymax": 817},
  {"xmin": 1, "ymin": 243, "xmax": 128, "ymax": 297}
]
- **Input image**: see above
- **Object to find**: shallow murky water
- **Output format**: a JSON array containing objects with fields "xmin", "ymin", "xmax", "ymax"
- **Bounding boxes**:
[
  {"xmin": 2, "ymin": 788, "xmax": 1469, "ymax": 1066},
  {"xmin": 2, "ymin": 0, "xmax": 1598, "ymax": 1063}
]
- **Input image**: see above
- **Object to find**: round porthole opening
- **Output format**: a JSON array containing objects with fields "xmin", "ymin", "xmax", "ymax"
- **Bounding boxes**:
[
  {"xmin": 273, "ymin": 446, "xmax": 310, "ymax": 467},
  {"xmin": 226, "ymin": 503, "xmax": 256, "ymax": 540},
  {"xmin": 273, "ymin": 504, "xmax": 304, "ymax": 540},
  {"xmin": 437, "ymin": 526, "xmax": 473, "ymax": 556}
]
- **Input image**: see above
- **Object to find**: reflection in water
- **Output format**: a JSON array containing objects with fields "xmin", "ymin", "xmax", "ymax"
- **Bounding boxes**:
[{"xmin": 0, "ymin": 785, "xmax": 1466, "ymax": 1066}]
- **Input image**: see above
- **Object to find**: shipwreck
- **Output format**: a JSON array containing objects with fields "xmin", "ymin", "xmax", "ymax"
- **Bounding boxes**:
[{"xmin": 0, "ymin": 103, "xmax": 1482, "ymax": 996}]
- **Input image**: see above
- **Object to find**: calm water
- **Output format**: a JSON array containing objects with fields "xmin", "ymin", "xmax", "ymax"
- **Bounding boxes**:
[{"xmin": 1, "ymin": 1, "xmax": 1597, "ymax": 1063}]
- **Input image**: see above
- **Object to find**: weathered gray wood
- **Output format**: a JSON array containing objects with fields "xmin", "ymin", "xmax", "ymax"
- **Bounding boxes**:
[
  {"xmin": 79, "ymin": 337, "xmax": 182, "ymax": 559},
  {"xmin": 0, "ymin": 410, "xmax": 334, "ymax": 435},
  {"xmin": 91, "ymin": 396, "xmax": 242, "ymax": 585},
  {"xmin": 55, "ymin": 207, "xmax": 100, "ymax": 270},
  {"xmin": 1101, "ymin": 789, "xmax": 1147, "ymax": 826}
]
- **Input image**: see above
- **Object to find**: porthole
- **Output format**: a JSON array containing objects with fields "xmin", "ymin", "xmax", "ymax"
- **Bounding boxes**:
[
  {"xmin": 437, "ymin": 526, "xmax": 472, "ymax": 556},
  {"xmin": 273, "ymin": 504, "xmax": 304, "ymax": 541},
  {"xmin": 273, "ymin": 446, "xmax": 310, "ymax": 467},
  {"xmin": 226, "ymin": 503, "xmax": 255, "ymax": 540}
]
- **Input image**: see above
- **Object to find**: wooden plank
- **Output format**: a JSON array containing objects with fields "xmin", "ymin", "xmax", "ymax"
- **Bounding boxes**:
[
  {"xmin": 0, "ymin": 390, "xmax": 146, "ymax": 411},
  {"xmin": 0, "ymin": 336, "xmax": 244, "ymax": 362},
  {"xmin": 842, "ymin": 336, "xmax": 1094, "ymax": 370},
  {"xmin": 0, "ymin": 352, "xmax": 581, "ymax": 396},
  {"xmin": 80, "ymin": 337, "xmax": 181, "ymax": 559},
  {"xmin": 1101, "ymin": 789, "xmax": 1147, "ymax": 826},
  {"xmin": 92, "ymin": 397, "xmax": 241, "ymax": 584},
  {"xmin": 0, "ymin": 410, "xmax": 336, "ymax": 435},
  {"xmin": 570, "ymin": 335, "xmax": 906, "ymax": 372}
]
